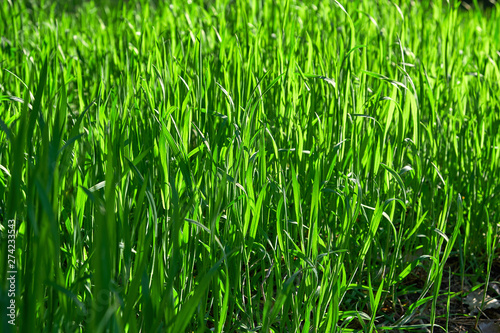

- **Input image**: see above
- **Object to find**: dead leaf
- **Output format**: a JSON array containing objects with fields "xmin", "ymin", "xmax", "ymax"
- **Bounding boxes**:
[
  {"xmin": 465, "ymin": 288, "xmax": 500, "ymax": 315},
  {"xmin": 479, "ymin": 321, "xmax": 500, "ymax": 333}
]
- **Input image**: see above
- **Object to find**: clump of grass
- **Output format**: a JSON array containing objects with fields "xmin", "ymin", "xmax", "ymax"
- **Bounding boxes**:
[{"xmin": 0, "ymin": 0, "xmax": 499, "ymax": 332}]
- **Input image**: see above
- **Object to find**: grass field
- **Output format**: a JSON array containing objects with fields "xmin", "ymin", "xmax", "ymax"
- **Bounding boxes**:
[{"xmin": 1, "ymin": 0, "xmax": 499, "ymax": 332}]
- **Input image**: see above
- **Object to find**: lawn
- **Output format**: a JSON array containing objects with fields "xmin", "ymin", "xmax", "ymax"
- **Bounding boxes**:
[{"xmin": 0, "ymin": 0, "xmax": 499, "ymax": 332}]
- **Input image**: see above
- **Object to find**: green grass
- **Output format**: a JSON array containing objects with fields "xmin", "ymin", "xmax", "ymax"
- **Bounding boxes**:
[{"xmin": 0, "ymin": 0, "xmax": 499, "ymax": 332}]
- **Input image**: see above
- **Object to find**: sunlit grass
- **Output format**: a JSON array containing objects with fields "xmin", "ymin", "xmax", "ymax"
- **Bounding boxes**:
[{"xmin": 0, "ymin": 0, "xmax": 499, "ymax": 332}]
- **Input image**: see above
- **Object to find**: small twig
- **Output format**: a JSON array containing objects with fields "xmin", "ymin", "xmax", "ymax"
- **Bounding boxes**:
[{"xmin": 261, "ymin": 259, "xmax": 275, "ymax": 303}]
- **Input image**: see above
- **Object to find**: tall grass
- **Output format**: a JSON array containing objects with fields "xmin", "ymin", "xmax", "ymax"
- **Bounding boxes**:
[{"xmin": 0, "ymin": 0, "xmax": 499, "ymax": 331}]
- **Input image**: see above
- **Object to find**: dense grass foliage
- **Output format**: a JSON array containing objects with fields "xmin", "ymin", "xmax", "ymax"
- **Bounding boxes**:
[{"xmin": 1, "ymin": 0, "xmax": 499, "ymax": 331}]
